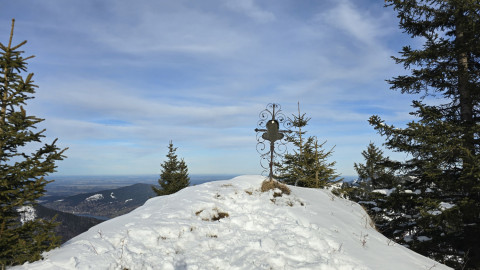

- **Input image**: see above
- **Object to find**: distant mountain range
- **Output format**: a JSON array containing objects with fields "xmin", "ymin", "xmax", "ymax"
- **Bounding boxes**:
[
  {"xmin": 42, "ymin": 183, "xmax": 159, "ymax": 219},
  {"xmin": 43, "ymin": 174, "xmax": 239, "ymax": 198}
]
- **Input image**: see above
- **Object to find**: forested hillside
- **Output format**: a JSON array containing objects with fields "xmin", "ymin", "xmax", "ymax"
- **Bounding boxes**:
[{"xmin": 35, "ymin": 205, "xmax": 103, "ymax": 243}]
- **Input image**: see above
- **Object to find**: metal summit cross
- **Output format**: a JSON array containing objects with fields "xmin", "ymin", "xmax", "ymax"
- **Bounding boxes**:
[{"xmin": 255, "ymin": 103, "xmax": 292, "ymax": 181}]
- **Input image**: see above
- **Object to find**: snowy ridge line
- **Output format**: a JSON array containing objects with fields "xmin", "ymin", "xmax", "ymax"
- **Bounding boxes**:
[{"xmin": 13, "ymin": 175, "xmax": 452, "ymax": 270}]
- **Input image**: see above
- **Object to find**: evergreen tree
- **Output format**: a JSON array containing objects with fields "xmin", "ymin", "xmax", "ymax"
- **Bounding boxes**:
[
  {"xmin": 369, "ymin": 1, "xmax": 480, "ymax": 268},
  {"xmin": 343, "ymin": 143, "xmax": 408, "ymax": 239},
  {"xmin": 152, "ymin": 141, "xmax": 190, "ymax": 196},
  {"xmin": 0, "ymin": 19, "xmax": 67, "ymax": 268},
  {"xmin": 277, "ymin": 104, "xmax": 340, "ymax": 188},
  {"xmin": 353, "ymin": 142, "xmax": 397, "ymax": 189}
]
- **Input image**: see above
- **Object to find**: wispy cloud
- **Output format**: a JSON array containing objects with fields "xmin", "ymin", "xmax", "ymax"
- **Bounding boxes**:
[{"xmin": 319, "ymin": 0, "xmax": 392, "ymax": 46}]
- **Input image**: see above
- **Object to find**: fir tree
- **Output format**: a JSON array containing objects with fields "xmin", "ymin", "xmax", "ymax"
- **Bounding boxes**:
[
  {"xmin": 152, "ymin": 141, "xmax": 190, "ymax": 196},
  {"xmin": 277, "ymin": 104, "xmax": 340, "ymax": 188},
  {"xmin": 369, "ymin": 1, "xmax": 480, "ymax": 268},
  {"xmin": 344, "ymin": 143, "xmax": 404, "ymax": 238},
  {"xmin": 353, "ymin": 142, "xmax": 397, "ymax": 189},
  {"xmin": 0, "ymin": 19, "xmax": 67, "ymax": 268}
]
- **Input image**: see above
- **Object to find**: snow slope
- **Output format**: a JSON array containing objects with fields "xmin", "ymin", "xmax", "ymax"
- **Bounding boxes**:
[{"xmin": 13, "ymin": 175, "xmax": 451, "ymax": 270}]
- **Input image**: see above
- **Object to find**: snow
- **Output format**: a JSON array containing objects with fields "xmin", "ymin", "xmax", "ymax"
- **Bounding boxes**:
[
  {"xmin": 429, "ymin": 210, "xmax": 442, "ymax": 216},
  {"xmin": 110, "ymin": 192, "xmax": 116, "ymax": 199},
  {"xmin": 85, "ymin": 194, "xmax": 104, "ymax": 202},
  {"xmin": 439, "ymin": 202, "xmax": 454, "ymax": 210},
  {"xmin": 429, "ymin": 202, "xmax": 456, "ymax": 216},
  {"xmin": 12, "ymin": 175, "xmax": 452, "ymax": 270},
  {"xmin": 372, "ymin": 188, "xmax": 396, "ymax": 196},
  {"xmin": 417, "ymin": 236, "xmax": 432, "ymax": 242},
  {"xmin": 17, "ymin": 205, "xmax": 36, "ymax": 225}
]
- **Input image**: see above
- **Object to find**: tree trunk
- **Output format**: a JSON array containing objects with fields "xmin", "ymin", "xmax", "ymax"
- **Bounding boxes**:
[{"xmin": 455, "ymin": 11, "xmax": 475, "ymax": 154}]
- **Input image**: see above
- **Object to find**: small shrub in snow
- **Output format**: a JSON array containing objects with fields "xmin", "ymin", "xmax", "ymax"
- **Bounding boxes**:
[
  {"xmin": 272, "ymin": 188, "xmax": 283, "ymax": 198},
  {"xmin": 195, "ymin": 208, "xmax": 229, "ymax": 221},
  {"xmin": 211, "ymin": 210, "xmax": 229, "ymax": 221},
  {"xmin": 361, "ymin": 233, "xmax": 368, "ymax": 247},
  {"xmin": 261, "ymin": 180, "xmax": 291, "ymax": 195}
]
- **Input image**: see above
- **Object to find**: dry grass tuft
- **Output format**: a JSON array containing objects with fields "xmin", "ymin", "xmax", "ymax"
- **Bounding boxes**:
[
  {"xmin": 196, "ymin": 208, "xmax": 229, "ymax": 221},
  {"xmin": 261, "ymin": 180, "xmax": 291, "ymax": 196},
  {"xmin": 211, "ymin": 210, "xmax": 229, "ymax": 221}
]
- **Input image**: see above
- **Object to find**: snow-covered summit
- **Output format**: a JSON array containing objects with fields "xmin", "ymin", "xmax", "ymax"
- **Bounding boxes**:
[{"xmin": 13, "ymin": 175, "xmax": 451, "ymax": 270}]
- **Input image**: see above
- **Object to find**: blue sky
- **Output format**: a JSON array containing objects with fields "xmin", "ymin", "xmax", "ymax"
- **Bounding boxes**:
[{"xmin": 2, "ymin": 0, "xmax": 421, "ymax": 176}]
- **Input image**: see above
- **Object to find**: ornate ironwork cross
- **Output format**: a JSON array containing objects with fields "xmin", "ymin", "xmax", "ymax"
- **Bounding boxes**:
[{"xmin": 255, "ymin": 103, "xmax": 292, "ymax": 181}]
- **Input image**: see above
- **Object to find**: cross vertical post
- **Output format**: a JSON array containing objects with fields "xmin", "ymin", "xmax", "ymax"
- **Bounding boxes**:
[{"xmin": 255, "ymin": 103, "xmax": 292, "ymax": 181}]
